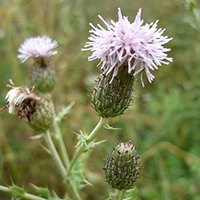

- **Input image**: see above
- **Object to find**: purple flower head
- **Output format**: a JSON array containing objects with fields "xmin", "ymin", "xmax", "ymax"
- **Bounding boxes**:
[
  {"xmin": 18, "ymin": 36, "xmax": 58, "ymax": 63},
  {"xmin": 82, "ymin": 8, "xmax": 172, "ymax": 86}
]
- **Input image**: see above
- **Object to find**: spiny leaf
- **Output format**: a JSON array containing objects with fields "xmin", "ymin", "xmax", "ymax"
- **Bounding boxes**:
[
  {"xmin": 83, "ymin": 141, "xmax": 95, "ymax": 152},
  {"xmin": 31, "ymin": 184, "xmax": 51, "ymax": 198},
  {"xmin": 55, "ymin": 102, "xmax": 75, "ymax": 123},
  {"xmin": 9, "ymin": 185, "xmax": 25, "ymax": 199}
]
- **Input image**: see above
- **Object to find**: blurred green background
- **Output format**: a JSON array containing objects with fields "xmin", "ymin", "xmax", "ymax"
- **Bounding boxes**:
[{"xmin": 0, "ymin": 0, "xmax": 200, "ymax": 199}]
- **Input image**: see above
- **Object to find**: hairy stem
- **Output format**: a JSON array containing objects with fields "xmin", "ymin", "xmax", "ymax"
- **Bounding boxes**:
[
  {"xmin": 45, "ymin": 130, "xmax": 67, "ymax": 176},
  {"xmin": 53, "ymin": 119, "xmax": 70, "ymax": 169},
  {"xmin": 0, "ymin": 185, "xmax": 46, "ymax": 200},
  {"xmin": 68, "ymin": 117, "xmax": 108, "ymax": 175}
]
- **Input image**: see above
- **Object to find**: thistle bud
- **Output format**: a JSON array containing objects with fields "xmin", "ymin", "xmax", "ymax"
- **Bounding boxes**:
[
  {"xmin": 18, "ymin": 36, "xmax": 58, "ymax": 93},
  {"xmin": 103, "ymin": 141, "xmax": 141, "ymax": 190},
  {"xmin": 4, "ymin": 81, "xmax": 54, "ymax": 132},
  {"xmin": 91, "ymin": 66, "xmax": 134, "ymax": 118},
  {"xmin": 31, "ymin": 57, "xmax": 57, "ymax": 93}
]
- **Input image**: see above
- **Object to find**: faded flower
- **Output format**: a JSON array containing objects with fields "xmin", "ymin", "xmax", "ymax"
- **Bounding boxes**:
[{"xmin": 4, "ymin": 80, "xmax": 54, "ymax": 132}]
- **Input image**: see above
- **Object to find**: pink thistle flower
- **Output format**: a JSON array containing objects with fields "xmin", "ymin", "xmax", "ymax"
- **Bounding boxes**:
[
  {"xmin": 18, "ymin": 36, "xmax": 58, "ymax": 63},
  {"xmin": 82, "ymin": 8, "xmax": 173, "ymax": 86}
]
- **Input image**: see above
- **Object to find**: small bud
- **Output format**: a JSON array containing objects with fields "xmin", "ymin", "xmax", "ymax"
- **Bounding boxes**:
[
  {"xmin": 5, "ymin": 81, "xmax": 54, "ymax": 132},
  {"xmin": 91, "ymin": 66, "xmax": 134, "ymax": 118},
  {"xmin": 103, "ymin": 141, "xmax": 141, "ymax": 190}
]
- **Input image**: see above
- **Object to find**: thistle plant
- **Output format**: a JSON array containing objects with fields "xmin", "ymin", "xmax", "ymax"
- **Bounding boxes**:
[{"xmin": 0, "ymin": 8, "xmax": 172, "ymax": 200}]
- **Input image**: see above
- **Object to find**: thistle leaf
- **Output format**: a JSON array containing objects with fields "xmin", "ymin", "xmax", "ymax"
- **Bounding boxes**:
[{"xmin": 55, "ymin": 102, "xmax": 75, "ymax": 123}]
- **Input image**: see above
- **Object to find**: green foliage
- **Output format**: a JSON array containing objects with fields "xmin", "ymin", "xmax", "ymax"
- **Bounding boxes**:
[
  {"xmin": 32, "ymin": 185, "xmax": 51, "ymax": 198},
  {"xmin": 10, "ymin": 185, "xmax": 25, "ymax": 199}
]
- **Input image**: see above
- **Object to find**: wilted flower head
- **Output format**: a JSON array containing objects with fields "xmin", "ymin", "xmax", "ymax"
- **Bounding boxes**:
[
  {"xmin": 5, "ymin": 81, "xmax": 40, "ymax": 115},
  {"xmin": 83, "ymin": 8, "xmax": 172, "ymax": 86},
  {"xmin": 4, "ymin": 80, "xmax": 54, "ymax": 132},
  {"xmin": 18, "ymin": 36, "xmax": 58, "ymax": 63},
  {"xmin": 103, "ymin": 141, "xmax": 141, "ymax": 190}
]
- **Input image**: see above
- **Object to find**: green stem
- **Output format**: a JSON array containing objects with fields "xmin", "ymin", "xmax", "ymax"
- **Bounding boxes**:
[
  {"xmin": 45, "ymin": 131, "xmax": 81, "ymax": 200},
  {"xmin": 68, "ymin": 117, "xmax": 108, "ymax": 175},
  {"xmin": 0, "ymin": 185, "xmax": 46, "ymax": 200},
  {"xmin": 0, "ymin": 185, "xmax": 9, "ymax": 193},
  {"xmin": 185, "ymin": 0, "xmax": 200, "ymax": 30},
  {"xmin": 192, "ymin": 9, "xmax": 200, "ymax": 30},
  {"xmin": 45, "ymin": 130, "xmax": 67, "ymax": 177},
  {"xmin": 53, "ymin": 119, "xmax": 70, "ymax": 169},
  {"xmin": 119, "ymin": 189, "xmax": 127, "ymax": 200}
]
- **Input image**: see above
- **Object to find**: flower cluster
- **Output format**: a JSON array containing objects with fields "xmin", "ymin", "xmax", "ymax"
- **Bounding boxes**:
[{"xmin": 83, "ymin": 8, "xmax": 172, "ymax": 86}]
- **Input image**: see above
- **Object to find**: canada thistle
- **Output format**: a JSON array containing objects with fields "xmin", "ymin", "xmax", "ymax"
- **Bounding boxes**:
[
  {"xmin": 103, "ymin": 141, "xmax": 141, "ymax": 190},
  {"xmin": 91, "ymin": 65, "xmax": 134, "ymax": 118},
  {"xmin": 18, "ymin": 36, "xmax": 58, "ymax": 93},
  {"xmin": 3, "ymin": 80, "xmax": 55, "ymax": 132},
  {"xmin": 83, "ymin": 8, "xmax": 172, "ymax": 87}
]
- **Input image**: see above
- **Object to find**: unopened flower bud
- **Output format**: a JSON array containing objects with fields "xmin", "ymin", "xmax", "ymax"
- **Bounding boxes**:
[
  {"xmin": 31, "ymin": 57, "xmax": 57, "ymax": 93},
  {"xmin": 103, "ymin": 141, "xmax": 141, "ymax": 190},
  {"xmin": 91, "ymin": 66, "xmax": 134, "ymax": 118},
  {"xmin": 18, "ymin": 36, "xmax": 58, "ymax": 93},
  {"xmin": 5, "ymin": 82, "xmax": 54, "ymax": 132}
]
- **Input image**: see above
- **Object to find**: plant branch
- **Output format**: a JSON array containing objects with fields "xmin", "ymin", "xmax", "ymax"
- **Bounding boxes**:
[
  {"xmin": 45, "ymin": 130, "xmax": 67, "ymax": 177},
  {"xmin": 67, "ymin": 117, "xmax": 108, "ymax": 175},
  {"xmin": 45, "ymin": 130, "xmax": 81, "ymax": 200}
]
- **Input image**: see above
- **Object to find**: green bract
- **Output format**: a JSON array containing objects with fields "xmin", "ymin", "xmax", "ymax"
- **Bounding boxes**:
[
  {"xmin": 91, "ymin": 66, "xmax": 134, "ymax": 118},
  {"xmin": 27, "ymin": 94, "xmax": 55, "ymax": 132},
  {"xmin": 103, "ymin": 141, "xmax": 141, "ymax": 190},
  {"xmin": 31, "ymin": 58, "xmax": 57, "ymax": 93}
]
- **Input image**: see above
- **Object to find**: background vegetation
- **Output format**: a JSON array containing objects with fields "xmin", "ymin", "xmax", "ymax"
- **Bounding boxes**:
[{"xmin": 0, "ymin": 0, "xmax": 200, "ymax": 199}]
